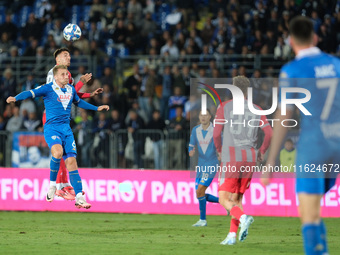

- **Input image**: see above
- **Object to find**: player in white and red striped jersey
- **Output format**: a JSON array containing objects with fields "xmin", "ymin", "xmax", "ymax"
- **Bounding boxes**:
[
  {"xmin": 43, "ymin": 48, "xmax": 103, "ymax": 200},
  {"xmin": 213, "ymin": 76, "xmax": 272, "ymax": 245}
]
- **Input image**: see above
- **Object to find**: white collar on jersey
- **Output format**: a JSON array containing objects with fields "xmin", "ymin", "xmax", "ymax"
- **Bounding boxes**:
[
  {"xmin": 196, "ymin": 122, "xmax": 213, "ymax": 154},
  {"xmin": 295, "ymin": 46, "xmax": 321, "ymax": 60},
  {"xmin": 52, "ymin": 80, "xmax": 73, "ymax": 110}
]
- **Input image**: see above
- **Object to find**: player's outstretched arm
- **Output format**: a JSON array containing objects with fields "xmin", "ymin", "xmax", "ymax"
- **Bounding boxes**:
[
  {"xmin": 6, "ymin": 96, "xmax": 16, "ymax": 103},
  {"xmin": 97, "ymin": 105, "xmax": 110, "ymax": 111},
  {"xmin": 6, "ymin": 86, "xmax": 45, "ymax": 103},
  {"xmin": 79, "ymin": 73, "xmax": 92, "ymax": 84},
  {"xmin": 91, "ymin": 88, "xmax": 103, "ymax": 97}
]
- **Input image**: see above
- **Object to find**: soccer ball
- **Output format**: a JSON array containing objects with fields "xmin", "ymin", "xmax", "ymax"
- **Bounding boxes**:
[{"xmin": 63, "ymin": 23, "xmax": 82, "ymax": 41}]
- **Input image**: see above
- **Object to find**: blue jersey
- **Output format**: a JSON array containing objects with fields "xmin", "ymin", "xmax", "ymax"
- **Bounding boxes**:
[
  {"xmin": 280, "ymin": 47, "xmax": 340, "ymax": 145},
  {"xmin": 189, "ymin": 123, "xmax": 219, "ymax": 167},
  {"xmin": 279, "ymin": 47, "xmax": 340, "ymax": 194},
  {"xmin": 16, "ymin": 81, "xmax": 96, "ymax": 125}
]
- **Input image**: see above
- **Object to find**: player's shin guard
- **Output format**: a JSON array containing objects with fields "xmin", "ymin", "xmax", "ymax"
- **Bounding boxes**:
[
  {"xmin": 50, "ymin": 157, "xmax": 61, "ymax": 183},
  {"xmin": 302, "ymin": 223, "xmax": 323, "ymax": 255},
  {"xmin": 69, "ymin": 170, "xmax": 82, "ymax": 196},
  {"xmin": 205, "ymin": 194, "xmax": 219, "ymax": 203},
  {"xmin": 230, "ymin": 218, "xmax": 240, "ymax": 234},
  {"xmin": 230, "ymin": 206, "xmax": 244, "ymax": 220},
  {"xmin": 319, "ymin": 220, "xmax": 329, "ymax": 254},
  {"xmin": 198, "ymin": 196, "xmax": 207, "ymax": 220}
]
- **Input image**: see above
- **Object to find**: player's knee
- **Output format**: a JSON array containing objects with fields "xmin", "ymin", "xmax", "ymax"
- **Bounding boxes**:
[
  {"xmin": 301, "ymin": 211, "xmax": 320, "ymax": 224},
  {"xmin": 52, "ymin": 149, "xmax": 63, "ymax": 159},
  {"xmin": 196, "ymin": 188, "xmax": 205, "ymax": 198},
  {"xmin": 51, "ymin": 144, "xmax": 63, "ymax": 159},
  {"xmin": 218, "ymin": 196, "xmax": 226, "ymax": 205}
]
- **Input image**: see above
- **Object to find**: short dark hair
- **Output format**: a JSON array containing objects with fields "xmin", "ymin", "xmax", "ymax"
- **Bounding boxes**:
[
  {"xmin": 53, "ymin": 48, "xmax": 70, "ymax": 59},
  {"xmin": 289, "ymin": 16, "xmax": 313, "ymax": 45},
  {"xmin": 285, "ymin": 138, "xmax": 293, "ymax": 144}
]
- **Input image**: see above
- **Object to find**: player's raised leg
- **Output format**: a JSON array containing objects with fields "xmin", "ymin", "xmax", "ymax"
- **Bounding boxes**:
[
  {"xmin": 220, "ymin": 192, "xmax": 243, "ymax": 245},
  {"xmin": 46, "ymin": 144, "xmax": 63, "ymax": 202},
  {"xmin": 219, "ymin": 190, "xmax": 253, "ymax": 243},
  {"xmin": 55, "ymin": 158, "xmax": 76, "ymax": 200},
  {"xmin": 65, "ymin": 155, "xmax": 91, "ymax": 209}
]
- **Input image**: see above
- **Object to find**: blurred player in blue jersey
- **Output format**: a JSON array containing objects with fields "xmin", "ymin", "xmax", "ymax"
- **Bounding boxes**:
[
  {"xmin": 7, "ymin": 65, "xmax": 109, "ymax": 209},
  {"xmin": 189, "ymin": 109, "xmax": 219, "ymax": 227},
  {"xmin": 262, "ymin": 16, "xmax": 340, "ymax": 255}
]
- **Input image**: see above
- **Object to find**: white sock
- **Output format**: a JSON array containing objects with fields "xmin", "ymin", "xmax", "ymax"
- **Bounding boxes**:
[
  {"xmin": 56, "ymin": 183, "xmax": 62, "ymax": 190},
  {"xmin": 228, "ymin": 232, "xmax": 236, "ymax": 237},
  {"xmin": 239, "ymin": 214, "xmax": 247, "ymax": 223},
  {"xmin": 76, "ymin": 192, "xmax": 83, "ymax": 198},
  {"xmin": 50, "ymin": 181, "xmax": 56, "ymax": 187}
]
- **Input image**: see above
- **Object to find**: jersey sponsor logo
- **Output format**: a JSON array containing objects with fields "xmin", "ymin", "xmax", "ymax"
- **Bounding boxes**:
[
  {"xmin": 199, "ymin": 140, "xmax": 211, "ymax": 145},
  {"xmin": 52, "ymin": 83, "xmax": 73, "ymax": 110},
  {"xmin": 57, "ymin": 94, "xmax": 72, "ymax": 102},
  {"xmin": 314, "ymin": 64, "xmax": 336, "ymax": 78},
  {"xmin": 51, "ymin": 136, "xmax": 60, "ymax": 140}
]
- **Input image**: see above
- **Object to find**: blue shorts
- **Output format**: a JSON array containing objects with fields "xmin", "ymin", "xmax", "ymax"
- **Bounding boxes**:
[
  {"xmin": 195, "ymin": 170, "xmax": 217, "ymax": 190},
  {"xmin": 44, "ymin": 124, "xmax": 77, "ymax": 158},
  {"xmin": 295, "ymin": 139, "xmax": 338, "ymax": 195},
  {"xmin": 296, "ymin": 178, "xmax": 336, "ymax": 194}
]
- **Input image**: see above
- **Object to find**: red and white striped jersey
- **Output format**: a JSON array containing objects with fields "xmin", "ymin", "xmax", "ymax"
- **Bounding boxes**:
[{"xmin": 213, "ymin": 99, "xmax": 272, "ymax": 163}]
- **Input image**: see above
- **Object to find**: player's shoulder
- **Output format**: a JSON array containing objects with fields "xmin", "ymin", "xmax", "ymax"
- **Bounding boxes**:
[
  {"xmin": 217, "ymin": 99, "xmax": 232, "ymax": 110},
  {"xmin": 191, "ymin": 124, "xmax": 200, "ymax": 132},
  {"xmin": 279, "ymin": 61, "xmax": 297, "ymax": 78}
]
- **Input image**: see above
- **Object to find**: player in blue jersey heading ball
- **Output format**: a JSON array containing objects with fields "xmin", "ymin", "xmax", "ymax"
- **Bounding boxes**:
[
  {"xmin": 7, "ymin": 65, "xmax": 109, "ymax": 209},
  {"xmin": 262, "ymin": 16, "xmax": 340, "ymax": 255}
]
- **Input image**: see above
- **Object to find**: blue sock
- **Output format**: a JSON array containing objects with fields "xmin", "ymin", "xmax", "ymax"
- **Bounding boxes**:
[
  {"xmin": 69, "ymin": 170, "xmax": 83, "ymax": 195},
  {"xmin": 319, "ymin": 220, "xmax": 328, "ymax": 254},
  {"xmin": 198, "ymin": 196, "xmax": 206, "ymax": 220},
  {"xmin": 205, "ymin": 194, "xmax": 219, "ymax": 203},
  {"xmin": 302, "ymin": 223, "xmax": 323, "ymax": 255},
  {"xmin": 50, "ymin": 157, "xmax": 61, "ymax": 182}
]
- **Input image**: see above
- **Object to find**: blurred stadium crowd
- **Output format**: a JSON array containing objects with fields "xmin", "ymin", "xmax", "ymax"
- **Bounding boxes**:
[{"xmin": 0, "ymin": 0, "xmax": 339, "ymax": 168}]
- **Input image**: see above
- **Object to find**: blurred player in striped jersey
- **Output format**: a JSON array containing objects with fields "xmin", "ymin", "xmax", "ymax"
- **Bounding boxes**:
[
  {"xmin": 189, "ymin": 109, "xmax": 219, "ymax": 227},
  {"xmin": 44, "ymin": 48, "xmax": 102, "ymax": 200},
  {"xmin": 262, "ymin": 16, "xmax": 340, "ymax": 255},
  {"xmin": 213, "ymin": 76, "xmax": 272, "ymax": 245}
]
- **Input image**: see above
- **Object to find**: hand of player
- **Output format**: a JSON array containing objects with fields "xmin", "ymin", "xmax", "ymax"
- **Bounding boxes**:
[
  {"xmin": 90, "ymin": 88, "xmax": 103, "ymax": 97},
  {"xmin": 6, "ymin": 96, "xmax": 16, "ymax": 104},
  {"xmin": 260, "ymin": 159, "xmax": 275, "ymax": 186},
  {"xmin": 260, "ymin": 172, "xmax": 271, "ymax": 186},
  {"xmin": 80, "ymin": 73, "xmax": 92, "ymax": 83},
  {"xmin": 97, "ymin": 105, "xmax": 110, "ymax": 111},
  {"xmin": 257, "ymin": 152, "xmax": 264, "ymax": 162},
  {"xmin": 189, "ymin": 147, "xmax": 195, "ymax": 157},
  {"xmin": 217, "ymin": 152, "xmax": 221, "ymax": 161}
]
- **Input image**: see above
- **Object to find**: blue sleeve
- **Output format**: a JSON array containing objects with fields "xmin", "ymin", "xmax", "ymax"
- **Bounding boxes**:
[
  {"xmin": 75, "ymin": 99, "xmax": 98, "ymax": 111},
  {"xmin": 15, "ymin": 85, "xmax": 47, "ymax": 101},
  {"xmin": 188, "ymin": 127, "xmax": 196, "ymax": 152},
  {"xmin": 15, "ymin": 91, "xmax": 34, "ymax": 101}
]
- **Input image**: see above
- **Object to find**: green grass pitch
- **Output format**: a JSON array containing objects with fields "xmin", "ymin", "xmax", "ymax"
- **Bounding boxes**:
[{"xmin": 0, "ymin": 212, "xmax": 338, "ymax": 255}]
